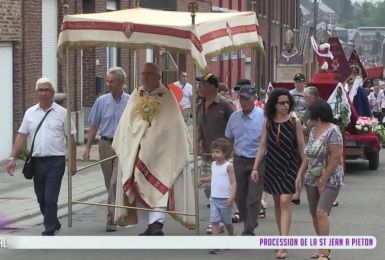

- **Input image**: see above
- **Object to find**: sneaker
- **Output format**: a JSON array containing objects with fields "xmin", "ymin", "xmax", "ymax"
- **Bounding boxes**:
[
  {"xmin": 209, "ymin": 249, "xmax": 221, "ymax": 254},
  {"xmin": 258, "ymin": 208, "xmax": 266, "ymax": 219},
  {"xmin": 232, "ymin": 212, "xmax": 241, "ymax": 223},
  {"xmin": 106, "ymin": 223, "xmax": 117, "ymax": 232},
  {"xmin": 55, "ymin": 222, "xmax": 62, "ymax": 232},
  {"xmin": 261, "ymin": 199, "xmax": 267, "ymax": 209},
  {"xmin": 219, "ymin": 222, "xmax": 225, "ymax": 233},
  {"xmin": 206, "ymin": 224, "xmax": 212, "ymax": 234}
]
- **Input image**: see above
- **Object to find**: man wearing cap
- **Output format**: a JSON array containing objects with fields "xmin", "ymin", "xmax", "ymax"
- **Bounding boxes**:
[
  {"xmin": 197, "ymin": 72, "xmax": 234, "ymax": 234},
  {"xmin": 290, "ymin": 73, "xmax": 307, "ymax": 122},
  {"xmin": 83, "ymin": 67, "xmax": 130, "ymax": 232},
  {"xmin": 225, "ymin": 85, "xmax": 265, "ymax": 236},
  {"xmin": 231, "ymin": 79, "xmax": 251, "ymax": 110}
]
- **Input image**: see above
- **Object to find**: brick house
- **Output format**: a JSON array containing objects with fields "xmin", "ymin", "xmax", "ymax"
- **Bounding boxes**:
[
  {"xmin": 253, "ymin": 0, "xmax": 302, "ymax": 88},
  {"xmin": 2, "ymin": 0, "xmax": 301, "ymax": 161}
]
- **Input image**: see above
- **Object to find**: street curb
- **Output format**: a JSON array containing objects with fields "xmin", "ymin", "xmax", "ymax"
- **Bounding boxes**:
[{"xmin": 6, "ymin": 188, "xmax": 107, "ymax": 227}]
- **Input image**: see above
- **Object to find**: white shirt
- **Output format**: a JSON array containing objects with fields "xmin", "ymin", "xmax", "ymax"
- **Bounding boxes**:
[
  {"xmin": 210, "ymin": 161, "xmax": 232, "ymax": 198},
  {"xmin": 174, "ymin": 81, "xmax": 193, "ymax": 109},
  {"xmin": 368, "ymin": 90, "xmax": 385, "ymax": 112},
  {"xmin": 18, "ymin": 102, "xmax": 76, "ymax": 157}
]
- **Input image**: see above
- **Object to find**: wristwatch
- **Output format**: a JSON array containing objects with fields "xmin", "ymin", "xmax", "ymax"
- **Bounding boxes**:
[{"xmin": 8, "ymin": 157, "xmax": 15, "ymax": 161}]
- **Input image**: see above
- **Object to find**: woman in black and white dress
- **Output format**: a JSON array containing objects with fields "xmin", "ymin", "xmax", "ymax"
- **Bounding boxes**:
[{"xmin": 252, "ymin": 88, "xmax": 306, "ymax": 259}]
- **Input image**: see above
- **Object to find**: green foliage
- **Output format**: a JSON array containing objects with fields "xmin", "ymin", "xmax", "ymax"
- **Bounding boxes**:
[
  {"xmin": 339, "ymin": 0, "xmax": 385, "ymax": 27},
  {"xmin": 19, "ymin": 148, "xmax": 30, "ymax": 161},
  {"xmin": 338, "ymin": 0, "xmax": 355, "ymax": 24}
]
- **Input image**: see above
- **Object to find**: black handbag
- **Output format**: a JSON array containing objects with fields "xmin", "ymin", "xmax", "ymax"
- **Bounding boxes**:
[{"xmin": 22, "ymin": 109, "xmax": 52, "ymax": 179}]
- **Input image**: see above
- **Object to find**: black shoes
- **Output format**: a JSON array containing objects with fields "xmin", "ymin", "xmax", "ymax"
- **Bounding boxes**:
[
  {"xmin": 241, "ymin": 231, "xmax": 255, "ymax": 236},
  {"xmin": 42, "ymin": 221, "xmax": 62, "ymax": 236},
  {"xmin": 55, "ymin": 222, "xmax": 62, "ymax": 231},
  {"xmin": 42, "ymin": 231, "xmax": 55, "ymax": 236},
  {"xmin": 139, "ymin": 221, "xmax": 164, "ymax": 236}
]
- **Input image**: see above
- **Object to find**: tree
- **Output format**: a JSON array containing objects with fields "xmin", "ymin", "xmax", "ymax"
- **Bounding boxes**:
[
  {"xmin": 338, "ymin": 0, "xmax": 354, "ymax": 24},
  {"xmin": 322, "ymin": 0, "xmax": 339, "ymax": 13}
]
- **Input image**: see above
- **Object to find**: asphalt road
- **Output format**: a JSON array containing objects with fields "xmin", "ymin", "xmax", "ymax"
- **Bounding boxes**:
[{"xmin": 1, "ymin": 152, "xmax": 384, "ymax": 260}]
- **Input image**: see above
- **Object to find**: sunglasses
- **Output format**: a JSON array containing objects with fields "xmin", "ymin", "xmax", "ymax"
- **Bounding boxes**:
[{"xmin": 277, "ymin": 101, "xmax": 290, "ymax": 105}]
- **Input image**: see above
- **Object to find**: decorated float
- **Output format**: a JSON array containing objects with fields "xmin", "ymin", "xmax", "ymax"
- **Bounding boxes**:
[{"xmin": 272, "ymin": 36, "xmax": 381, "ymax": 170}]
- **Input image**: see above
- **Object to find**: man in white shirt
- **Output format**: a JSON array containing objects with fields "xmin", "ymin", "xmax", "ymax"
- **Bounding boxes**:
[
  {"xmin": 7, "ymin": 78, "xmax": 77, "ymax": 236},
  {"xmin": 174, "ymin": 71, "xmax": 193, "ymax": 124}
]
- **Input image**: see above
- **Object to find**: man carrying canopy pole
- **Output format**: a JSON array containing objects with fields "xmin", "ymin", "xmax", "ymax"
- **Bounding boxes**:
[{"xmin": 112, "ymin": 62, "xmax": 195, "ymax": 235}]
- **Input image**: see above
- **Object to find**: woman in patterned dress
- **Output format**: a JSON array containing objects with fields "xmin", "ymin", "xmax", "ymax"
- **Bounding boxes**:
[
  {"xmin": 296, "ymin": 100, "xmax": 344, "ymax": 260},
  {"xmin": 252, "ymin": 88, "xmax": 306, "ymax": 259}
]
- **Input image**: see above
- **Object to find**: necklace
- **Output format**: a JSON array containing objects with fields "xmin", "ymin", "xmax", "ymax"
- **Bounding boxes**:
[{"xmin": 281, "ymin": 49, "xmax": 299, "ymax": 62}]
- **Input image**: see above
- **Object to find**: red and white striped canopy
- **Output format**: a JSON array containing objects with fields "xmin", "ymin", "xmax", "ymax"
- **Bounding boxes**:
[{"xmin": 57, "ymin": 8, "xmax": 263, "ymax": 71}]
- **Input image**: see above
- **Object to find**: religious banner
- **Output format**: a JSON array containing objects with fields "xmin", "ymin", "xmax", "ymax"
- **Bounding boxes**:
[
  {"xmin": 328, "ymin": 37, "xmax": 352, "ymax": 83},
  {"xmin": 347, "ymin": 48, "xmax": 367, "ymax": 83}
]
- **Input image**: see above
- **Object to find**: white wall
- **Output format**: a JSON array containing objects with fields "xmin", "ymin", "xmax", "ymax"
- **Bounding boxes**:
[
  {"xmin": 0, "ymin": 43, "xmax": 13, "ymax": 160},
  {"xmin": 42, "ymin": 0, "xmax": 58, "ymax": 90}
]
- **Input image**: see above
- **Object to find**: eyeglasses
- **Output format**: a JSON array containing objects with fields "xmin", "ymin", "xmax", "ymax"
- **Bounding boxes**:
[
  {"xmin": 37, "ymin": 88, "xmax": 52, "ymax": 93},
  {"xmin": 277, "ymin": 101, "xmax": 290, "ymax": 105}
]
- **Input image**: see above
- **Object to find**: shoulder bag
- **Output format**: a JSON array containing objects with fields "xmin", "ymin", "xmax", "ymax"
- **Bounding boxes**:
[{"xmin": 22, "ymin": 109, "xmax": 52, "ymax": 179}]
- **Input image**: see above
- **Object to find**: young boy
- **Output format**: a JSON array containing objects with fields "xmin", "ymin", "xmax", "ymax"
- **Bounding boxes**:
[{"xmin": 198, "ymin": 138, "xmax": 237, "ymax": 254}]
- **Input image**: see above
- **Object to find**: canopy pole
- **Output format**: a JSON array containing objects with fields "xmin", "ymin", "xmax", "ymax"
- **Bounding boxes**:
[
  {"xmin": 188, "ymin": 1, "xmax": 199, "ymax": 236},
  {"xmin": 66, "ymin": 45, "xmax": 73, "ymax": 228},
  {"xmin": 251, "ymin": 0, "xmax": 259, "ymax": 96},
  {"xmin": 62, "ymin": 0, "xmax": 73, "ymax": 228}
]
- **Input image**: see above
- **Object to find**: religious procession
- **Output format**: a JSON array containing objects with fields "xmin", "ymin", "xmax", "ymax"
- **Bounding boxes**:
[{"xmin": 1, "ymin": 1, "xmax": 384, "ymax": 260}]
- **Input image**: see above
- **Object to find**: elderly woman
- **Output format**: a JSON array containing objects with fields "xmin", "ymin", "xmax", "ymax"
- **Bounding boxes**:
[
  {"xmin": 296, "ymin": 100, "xmax": 344, "ymax": 260},
  {"xmin": 252, "ymin": 88, "xmax": 306, "ymax": 259},
  {"xmin": 292, "ymin": 86, "xmax": 320, "ymax": 205}
]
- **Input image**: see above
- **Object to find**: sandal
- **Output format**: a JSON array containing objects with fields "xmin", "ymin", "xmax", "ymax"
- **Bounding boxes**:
[
  {"xmin": 317, "ymin": 253, "xmax": 330, "ymax": 260},
  {"xmin": 311, "ymin": 252, "xmax": 319, "ymax": 258},
  {"xmin": 259, "ymin": 208, "xmax": 266, "ymax": 219},
  {"xmin": 276, "ymin": 249, "xmax": 287, "ymax": 259},
  {"xmin": 232, "ymin": 212, "xmax": 241, "ymax": 223}
]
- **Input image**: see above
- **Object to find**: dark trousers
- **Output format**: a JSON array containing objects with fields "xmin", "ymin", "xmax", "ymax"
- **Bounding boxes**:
[
  {"xmin": 33, "ymin": 156, "xmax": 65, "ymax": 232},
  {"xmin": 233, "ymin": 155, "xmax": 264, "ymax": 235}
]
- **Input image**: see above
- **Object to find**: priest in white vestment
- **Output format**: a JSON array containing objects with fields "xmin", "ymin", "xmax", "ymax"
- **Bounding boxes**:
[{"xmin": 112, "ymin": 62, "xmax": 195, "ymax": 235}]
